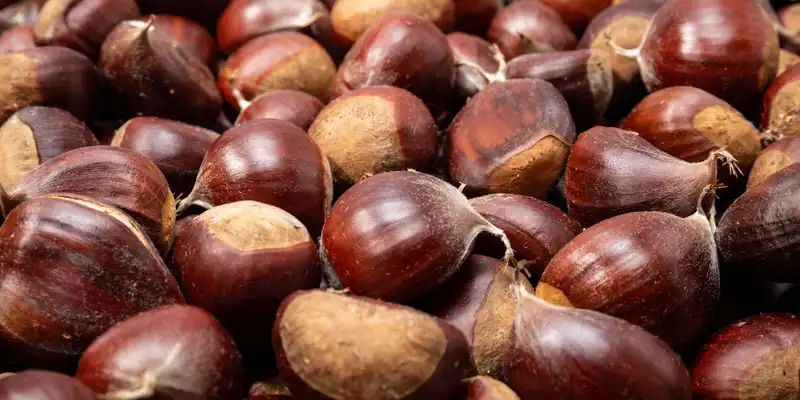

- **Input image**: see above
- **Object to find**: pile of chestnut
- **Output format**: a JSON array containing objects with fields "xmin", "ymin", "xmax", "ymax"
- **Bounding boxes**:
[{"xmin": 3, "ymin": 0, "xmax": 800, "ymax": 398}]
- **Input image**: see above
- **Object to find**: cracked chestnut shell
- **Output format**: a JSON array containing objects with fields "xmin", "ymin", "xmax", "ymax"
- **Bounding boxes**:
[
  {"xmin": 0, "ymin": 370, "xmax": 94, "ymax": 400},
  {"xmin": 487, "ymin": 1, "xmax": 577, "ymax": 59},
  {"xmin": 0, "ymin": 194, "xmax": 183, "ymax": 368},
  {"xmin": 236, "ymin": 90, "xmax": 324, "ymax": 129},
  {"xmin": 0, "ymin": 25, "xmax": 37, "ymax": 53},
  {"xmin": 748, "ymin": 136, "xmax": 800, "ymax": 188}
]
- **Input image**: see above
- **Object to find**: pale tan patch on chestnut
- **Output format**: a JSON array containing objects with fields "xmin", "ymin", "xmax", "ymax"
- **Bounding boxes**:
[
  {"xmin": 0, "ymin": 373, "xmax": 14, "ymax": 380},
  {"xmin": 748, "ymin": 150, "xmax": 794, "ymax": 189},
  {"xmin": 693, "ymin": 105, "xmax": 761, "ymax": 166},
  {"xmin": 255, "ymin": 43, "xmax": 335, "ymax": 102},
  {"xmin": 472, "ymin": 265, "xmax": 533, "ymax": 378},
  {"xmin": 310, "ymin": 95, "xmax": 403, "ymax": 185},
  {"xmin": 161, "ymin": 189, "xmax": 176, "ymax": 251},
  {"xmin": 331, "ymin": 0, "xmax": 451, "ymax": 43},
  {"xmin": 0, "ymin": 53, "xmax": 43, "ymax": 121},
  {"xmin": 768, "ymin": 80, "xmax": 800, "ymax": 139},
  {"xmin": 109, "ymin": 121, "xmax": 131, "ymax": 147},
  {"xmin": 759, "ymin": 24, "xmax": 780, "ymax": 92},
  {"xmin": 201, "ymin": 201, "xmax": 311, "ymax": 251},
  {"xmin": 778, "ymin": 50, "xmax": 800, "ymax": 76},
  {"xmin": 535, "ymin": 281, "xmax": 575, "ymax": 308},
  {"xmin": 467, "ymin": 376, "xmax": 521, "ymax": 400},
  {"xmin": 488, "ymin": 136, "xmax": 570, "ymax": 199},
  {"xmin": 591, "ymin": 16, "xmax": 649, "ymax": 84},
  {"xmin": 33, "ymin": 0, "xmax": 67, "ymax": 39},
  {"xmin": 0, "ymin": 116, "xmax": 39, "ymax": 192},
  {"xmin": 739, "ymin": 342, "xmax": 800, "ymax": 400},
  {"xmin": 279, "ymin": 291, "xmax": 446, "ymax": 400},
  {"xmin": 587, "ymin": 48, "xmax": 614, "ymax": 116},
  {"xmin": 50, "ymin": 195, "xmax": 151, "ymax": 249}
]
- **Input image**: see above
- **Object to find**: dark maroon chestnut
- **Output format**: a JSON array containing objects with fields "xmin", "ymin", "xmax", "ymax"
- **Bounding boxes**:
[
  {"xmin": 134, "ymin": 14, "xmax": 218, "ymax": 70},
  {"xmin": 0, "ymin": 370, "xmax": 94, "ymax": 400},
  {"xmin": 76, "ymin": 305, "xmax": 243, "ymax": 399},
  {"xmin": 273, "ymin": 290, "xmax": 475, "ymax": 399},
  {"xmin": 100, "ymin": 18, "xmax": 222, "ymax": 126},
  {"xmin": 487, "ymin": 1, "xmax": 577, "ymax": 59},
  {"xmin": 177, "ymin": 119, "xmax": 332, "ymax": 237},
  {"xmin": 635, "ymin": 0, "xmax": 780, "ymax": 114},
  {"xmin": 447, "ymin": 32, "xmax": 503, "ymax": 100},
  {"xmin": 748, "ymin": 136, "xmax": 800, "ymax": 188},
  {"xmin": 0, "ymin": 194, "xmax": 183, "ymax": 368},
  {"xmin": 453, "ymin": 0, "xmax": 501, "ymax": 36},
  {"xmin": 538, "ymin": 0, "xmax": 613, "ymax": 33},
  {"xmin": 780, "ymin": 49, "xmax": 800, "ymax": 75},
  {"xmin": 111, "ymin": 116, "xmax": 219, "ymax": 197},
  {"xmin": 717, "ymin": 163, "xmax": 800, "ymax": 282},
  {"xmin": 469, "ymin": 194, "xmax": 583, "ymax": 279},
  {"xmin": 0, "ymin": 0, "xmax": 45, "ymax": 30},
  {"xmin": 331, "ymin": 12, "xmax": 455, "ymax": 112},
  {"xmin": 2, "ymin": 146, "xmax": 176, "ymax": 254},
  {"xmin": 217, "ymin": 0, "xmax": 330, "ymax": 54},
  {"xmin": 447, "ymin": 79, "xmax": 576, "ymax": 199},
  {"xmin": 321, "ymin": 170, "xmax": 513, "ymax": 302},
  {"xmin": 692, "ymin": 313, "xmax": 800, "ymax": 399},
  {"xmin": 763, "ymin": 63, "xmax": 800, "ymax": 140},
  {"xmin": 173, "ymin": 201, "xmax": 321, "ymax": 365},
  {"xmin": 219, "ymin": 31, "xmax": 335, "ymax": 110},
  {"xmin": 0, "ymin": 106, "xmax": 97, "ymax": 192},
  {"xmin": 33, "ymin": 0, "xmax": 140, "ymax": 60},
  {"xmin": 0, "ymin": 25, "xmax": 36, "ymax": 53},
  {"xmin": 506, "ymin": 48, "xmax": 613, "ymax": 130},
  {"xmin": 136, "ymin": 0, "xmax": 230, "ymax": 30},
  {"xmin": 0, "ymin": 46, "xmax": 102, "ymax": 123},
  {"xmin": 565, "ymin": 126, "xmax": 734, "ymax": 227},
  {"xmin": 465, "ymin": 376, "xmax": 520, "ymax": 400},
  {"xmin": 236, "ymin": 89, "xmax": 324, "ymax": 129},
  {"xmin": 329, "ymin": 0, "xmax": 455, "ymax": 50},
  {"xmin": 309, "ymin": 86, "xmax": 438, "ymax": 186}
]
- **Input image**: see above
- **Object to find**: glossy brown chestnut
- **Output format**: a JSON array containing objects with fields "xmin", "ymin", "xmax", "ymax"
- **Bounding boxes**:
[
  {"xmin": 763, "ymin": 63, "xmax": 800, "ymax": 140},
  {"xmin": 331, "ymin": 12, "xmax": 455, "ymax": 112},
  {"xmin": 329, "ymin": 0, "xmax": 455, "ymax": 50},
  {"xmin": 469, "ymin": 194, "xmax": 582, "ymax": 279},
  {"xmin": 0, "ymin": 370, "xmax": 94, "ymax": 400},
  {"xmin": 273, "ymin": 290, "xmax": 475, "ymax": 400},
  {"xmin": 177, "ymin": 119, "xmax": 333, "ymax": 237},
  {"xmin": 453, "ymin": 0, "xmax": 501, "ymax": 36},
  {"xmin": 447, "ymin": 79, "xmax": 576, "ymax": 199},
  {"xmin": 447, "ymin": 32, "xmax": 503, "ymax": 100},
  {"xmin": 538, "ymin": 0, "xmax": 613, "ymax": 33},
  {"xmin": 506, "ymin": 48, "xmax": 613, "ymax": 130},
  {"xmin": 77, "ymin": 305, "xmax": 244, "ymax": 399},
  {"xmin": 219, "ymin": 31, "xmax": 335, "ymax": 110},
  {"xmin": 136, "ymin": 0, "xmax": 230, "ymax": 30},
  {"xmin": 111, "ymin": 117, "xmax": 219, "ymax": 197},
  {"xmin": 0, "ymin": 0, "xmax": 45, "ymax": 30},
  {"xmin": 0, "ymin": 46, "xmax": 102, "ymax": 123},
  {"xmin": 0, "ymin": 106, "xmax": 97, "ymax": 192},
  {"xmin": 217, "ymin": 0, "xmax": 330, "ymax": 54},
  {"xmin": 2, "ymin": 145, "xmax": 176, "ymax": 254},
  {"xmin": 236, "ymin": 90, "xmax": 324, "ymax": 129},
  {"xmin": 620, "ymin": 86, "xmax": 762, "ymax": 167},
  {"xmin": 465, "ymin": 376, "xmax": 520, "ymax": 400},
  {"xmin": 692, "ymin": 313, "xmax": 800, "ymax": 399},
  {"xmin": 487, "ymin": 1, "xmax": 577, "ymax": 59},
  {"xmin": 321, "ymin": 171, "xmax": 512, "ymax": 302},
  {"xmin": 173, "ymin": 201, "xmax": 321, "ymax": 365},
  {"xmin": 134, "ymin": 14, "xmax": 218, "ymax": 70},
  {"xmin": 716, "ymin": 163, "xmax": 800, "ymax": 282},
  {"xmin": 748, "ymin": 136, "xmax": 800, "ymax": 188},
  {"xmin": 636, "ymin": 0, "xmax": 779, "ymax": 113},
  {"xmin": 34, "ymin": 0, "xmax": 140, "ymax": 60},
  {"xmin": 309, "ymin": 86, "xmax": 438, "ymax": 186},
  {"xmin": 0, "ymin": 194, "xmax": 183, "ymax": 368},
  {"xmin": 779, "ymin": 49, "xmax": 800, "ymax": 75},
  {"xmin": 100, "ymin": 18, "xmax": 222, "ymax": 125},
  {"xmin": 0, "ymin": 25, "xmax": 36, "ymax": 53}
]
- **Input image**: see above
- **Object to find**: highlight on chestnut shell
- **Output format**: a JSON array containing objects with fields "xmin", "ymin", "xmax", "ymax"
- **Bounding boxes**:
[
  {"xmin": 487, "ymin": 0, "xmax": 577, "ymax": 59},
  {"xmin": 0, "ymin": 370, "xmax": 95, "ymax": 400}
]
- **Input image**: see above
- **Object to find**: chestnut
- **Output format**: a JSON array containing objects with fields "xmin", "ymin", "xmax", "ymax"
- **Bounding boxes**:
[
  {"xmin": 218, "ymin": 31, "xmax": 335, "ymax": 110},
  {"xmin": 177, "ymin": 119, "xmax": 333, "ymax": 237},
  {"xmin": 136, "ymin": 0, "xmax": 230, "ymax": 30},
  {"xmin": 692, "ymin": 313, "xmax": 800, "ymax": 399},
  {"xmin": 309, "ymin": 86, "xmax": 438, "ymax": 187},
  {"xmin": 76, "ymin": 304, "xmax": 244, "ymax": 399},
  {"xmin": 236, "ymin": 90, "xmax": 324, "ymax": 129},
  {"xmin": 2, "ymin": 146, "xmax": 176, "ymax": 254},
  {"xmin": 100, "ymin": 18, "xmax": 222, "ymax": 126},
  {"xmin": 217, "ymin": 0, "xmax": 330, "ymax": 54},
  {"xmin": 763, "ymin": 62, "xmax": 800, "ymax": 140},
  {"xmin": 780, "ymin": 49, "xmax": 800, "ymax": 75},
  {"xmin": 111, "ymin": 116, "xmax": 220, "ymax": 197},
  {"xmin": 447, "ymin": 32, "xmax": 504, "ymax": 101},
  {"xmin": 0, "ymin": 0, "xmax": 44, "ymax": 30},
  {"xmin": 487, "ymin": 1, "xmax": 577, "ymax": 59},
  {"xmin": 0, "ymin": 194, "xmax": 183, "ymax": 368},
  {"xmin": 134, "ymin": 14, "xmax": 218, "ymax": 70},
  {"xmin": 537, "ymin": 0, "xmax": 612, "ymax": 34},
  {"xmin": 0, "ymin": 25, "xmax": 36, "ymax": 53},
  {"xmin": 447, "ymin": 79, "xmax": 576, "ymax": 199},
  {"xmin": 329, "ymin": 0, "xmax": 455, "ymax": 50},
  {"xmin": 0, "ymin": 106, "xmax": 97, "ymax": 192},
  {"xmin": 465, "ymin": 376, "xmax": 520, "ymax": 400},
  {"xmin": 0, "ymin": 46, "xmax": 102, "ymax": 123},
  {"xmin": 0, "ymin": 370, "xmax": 94, "ymax": 400},
  {"xmin": 331, "ymin": 12, "xmax": 455, "ymax": 113},
  {"xmin": 453, "ymin": 0, "xmax": 502, "ymax": 36},
  {"xmin": 173, "ymin": 201, "xmax": 321, "ymax": 366},
  {"xmin": 273, "ymin": 290, "xmax": 475, "ymax": 399},
  {"xmin": 748, "ymin": 136, "xmax": 800, "ymax": 188},
  {"xmin": 33, "ymin": 0, "xmax": 140, "ymax": 60},
  {"xmin": 321, "ymin": 170, "xmax": 512, "ymax": 302},
  {"xmin": 469, "ymin": 194, "xmax": 582, "ymax": 279}
]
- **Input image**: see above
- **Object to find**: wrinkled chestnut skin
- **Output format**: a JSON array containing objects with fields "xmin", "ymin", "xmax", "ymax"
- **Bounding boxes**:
[
  {"xmin": 217, "ymin": 0, "xmax": 330, "ymax": 54},
  {"xmin": 470, "ymin": 194, "xmax": 582, "ymax": 279},
  {"xmin": 0, "ymin": 194, "xmax": 183, "ymax": 369},
  {"xmin": 135, "ymin": 14, "xmax": 218, "ymax": 70},
  {"xmin": 487, "ymin": 1, "xmax": 577, "ymax": 59},
  {"xmin": 0, "ymin": 0, "xmax": 45, "ymax": 30},
  {"xmin": 692, "ymin": 313, "xmax": 800, "ymax": 400},
  {"xmin": 464, "ymin": 376, "xmax": 520, "ymax": 400},
  {"xmin": 447, "ymin": 32, "xmax": 502, "ymax": 101},
  {"xmin": 0, "ymin": 370, "xmax": 94, "ymax": 400},
  {"xmin": 748, "ymin": 136, "xmax": 800, "ymax": 188},
  {"xmin": 237, "ymin": 90, "xmax": 324, "ymax": 129},
  {"xmin": 538, "ymin": 0, "xmax": 612, "ymax": 34},
  {"xmin": 717, "ymin": 163, "xmax": 800, "ymax": 282},
  {"xmin": 447, "ymin": 79, "xmax": 577, "ymax": 199},
  {"xmin": 638, "ymin": 0, "xmax": 779, "ymax": 114},
  {"xmin": 453, "ymin": 0, "xmax": 502, "ymax": 36},
  {"xmin": 331, "ymin": 12, "xmax": 454, "ymax": 112},
  {"xmin": 0, "ymin": 25, "xmax": 36, "ymax": 53},
  {"xmin": 76, "ymin": 305, "xmax": 244, "ymax": 399},
  {"xmin": 763, "ymin": 63, "xmax": 800, "ymax": 140},
  {"xmin": 136, "ymin": 0, "xmax": 230, "ymax": 30},
  {"xmin": 33, "ymin": 0, "xmax": 140, "ymax": 60}
]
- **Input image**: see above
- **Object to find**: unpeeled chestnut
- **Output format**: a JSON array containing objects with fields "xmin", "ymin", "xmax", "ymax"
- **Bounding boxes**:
[
  {"xmin": 136, "ymin": 0, "xmax": 229, "ymax": 30},
  {"xmin": 134, "ymin": 14, "xmax": 218, "ymax": 70},
  {"xmin": 465, "ymin": 376, "xmax": 520, "ymax": 400},
  {"xmin": 762, "ymin": 62, "xmax": 800, "ymax": 140},
  {"xmin": 0, "ymin": 370, "xmax": 94, "ymax": 400},
  {"xmin": 537, "ymin": 0, "xmax": 612, "ymax": 33},
  {"xmin": 447, "ymin": 32, "xmax": 504, "ymax": 101},
  {"xmin": 748, "ymin": 136, "xmax": 800, "ymax": 188},
  {"xmin": 453, "ymin": 0, "xmax": 502, "ymax": 36},
  {"xmin": 487, "ymin": 1, "xmax": 577, "ymax": 59},
  {"xmin": 236, "ymin": 90, "xmax": 324, "ymax": 129}
]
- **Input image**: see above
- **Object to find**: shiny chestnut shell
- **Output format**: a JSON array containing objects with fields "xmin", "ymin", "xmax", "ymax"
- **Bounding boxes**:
[
  {"xmin": 0, "ymin": 370, "xmax": 94, "ymax": 400},
  {"xmin": 487, "ymin": 0, "xmax": 577, "ymax": 59},
  {"xmin": 447, "ymin": 32, "xmax": 503, "ymax": 101},
  {"xmin": 236, "ymin": 90, "xmax": 324, "ymax": 129},
  {"xmin": 538, "ymin": 0, "xmax": 613, "ymax": 33}
]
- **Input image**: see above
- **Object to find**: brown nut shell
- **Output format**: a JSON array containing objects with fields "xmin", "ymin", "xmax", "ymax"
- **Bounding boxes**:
[
  {"xmin": 447, "ymin": 32, "xmax": 503, "ymax": 101},
  {"xmin": 748, "ymin": 136, "xmax": 800, "ymax": 188},
  {"xmin": 763, "ymin": 63, "xmax": 800, "ymax": 140},
  {"xmin": 135, "ymin": 14, "xmax": 218, "ymax": 70},
  {"xmin": 136, "ymin": 0, "xmax": 229, "ymax": 30},
  {"xmin": 538, "ymin": 0, "xmax": 612, "ymax": 33},
  {"xmin": 236, "ymin": 90, "xmax": 324, "ymax": 130},
  {"xmin": 0, "ymin": 25, "xmax": 37, "ymax": 53},
  {"xmin": 465, "ymin": 376, "xmax": 520, "ymax": 400},
  {"xmin": 0, "ymin": 370, "xmax": 94, "ymax": 399},
  {"xmin": 779, "ymin": 49, "xmax": 800, "ymax": 75},
  {"xmin": 487, "ymin": 1, "xmax": 577, "ymax": 59}
]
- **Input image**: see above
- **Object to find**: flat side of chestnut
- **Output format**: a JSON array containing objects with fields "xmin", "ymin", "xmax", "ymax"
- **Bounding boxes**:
[
  {"xmin": 747, "ymin": 136, "xmax": 800, "ymax": 188},
  {"xmin": 465, "ymin": 376, "xmax": 520, "ymax": 400},
  {"xmin": 236, "ymin": 89, "xmax": 325, "ymax": 129},
  {"xmin": 487, "ymin": 0, "xmax": 577, "ymax": 59},
  {"xmin": 762, "ymin": 62, "xmax": 800, "ymax": 139}
]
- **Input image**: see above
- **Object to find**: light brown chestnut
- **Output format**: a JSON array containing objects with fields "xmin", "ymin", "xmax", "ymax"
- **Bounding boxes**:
[
  {"xmin": 0, "ymin": 25, "xmax": 37, "ymax": 53},
  {"xmin": 487, "ymin": 1, "xmax": 577, "ymax": 59},
  {"xmin": 136, "ymin": 0, "xmax": 229, "ymax": 30},
  {"xmin": 762, "ymin": 63, "xmax": 800, "ymax": 140},
  {"xmin": 236, "ymin": 89, "xmax": 324, "ymax": 130},
  {"xmin": 748, "ymin": 136, "xmax": 800, "ymax": 188}
]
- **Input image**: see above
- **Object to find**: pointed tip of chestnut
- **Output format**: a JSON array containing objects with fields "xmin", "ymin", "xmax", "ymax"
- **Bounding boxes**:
[{"xmin": 236, "ymin": 89, "xmax": 324, "ymax": 130}]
